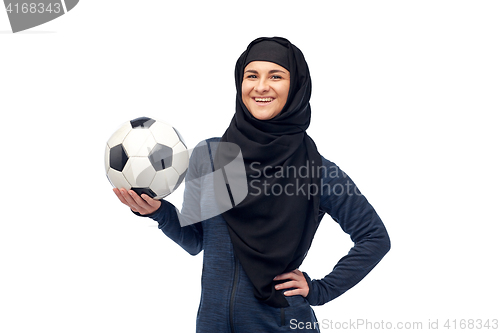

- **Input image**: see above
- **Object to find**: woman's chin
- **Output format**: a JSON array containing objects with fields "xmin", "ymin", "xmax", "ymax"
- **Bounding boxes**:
[{"xmin": 249, "ymin": 109, "xmax": 280, "ymax": 121}]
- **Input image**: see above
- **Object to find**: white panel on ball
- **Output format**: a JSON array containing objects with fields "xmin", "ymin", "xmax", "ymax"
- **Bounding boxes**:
[
  {"xmin": 107, "ymin": 169, "xmax": 132, "ymax": 190},
  {"xmin": 149, "ymin": 121, "xmax": 180, "ymax": 147},
  {"xmin": 107, "ymin": 122, "xmax": 132, "ymax": 148},
  {"xmin": 104, "ymin": 145, "xmax": 110, "ymax": 173},
  {"xmin": 122, "ymin": 129, "xmax": 157, "ymax": 157},
  {"xmin": 172, "ymin": 142, "xmax": 189, "ymax": 174},
  {"xmin": 122, "ymin": 157, "xmax": 156, "ymax": 187},
  {"xmin": 150, "ymin": 168, "xmax": 180, "ymax": 198}
]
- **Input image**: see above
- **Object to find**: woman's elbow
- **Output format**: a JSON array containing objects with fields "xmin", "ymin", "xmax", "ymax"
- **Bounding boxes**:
[{"xmin": 379, "ymin": 230, "xmax": 391, "ymax": 257}]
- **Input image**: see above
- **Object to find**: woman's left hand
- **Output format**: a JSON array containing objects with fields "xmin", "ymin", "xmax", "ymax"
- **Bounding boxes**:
[{"xmin": 273, "ymin": 269, "xmax": 309, "ymax": 297}]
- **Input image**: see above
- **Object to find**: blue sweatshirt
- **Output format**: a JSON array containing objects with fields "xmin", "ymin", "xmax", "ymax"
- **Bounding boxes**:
[{"xmin": 137, "ymin": 138, "xmax": 390, "ymax": 332}]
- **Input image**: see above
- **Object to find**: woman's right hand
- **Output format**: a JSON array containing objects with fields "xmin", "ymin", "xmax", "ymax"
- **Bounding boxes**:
[{"xmin": 113, "ymin": 188, "xmax": 161, "ymax": 216}]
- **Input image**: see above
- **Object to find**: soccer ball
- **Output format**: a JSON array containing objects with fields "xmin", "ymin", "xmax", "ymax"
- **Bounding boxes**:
[{"xmin": 105, "ymin": 117, "xmax": 189, "ymax": 199}]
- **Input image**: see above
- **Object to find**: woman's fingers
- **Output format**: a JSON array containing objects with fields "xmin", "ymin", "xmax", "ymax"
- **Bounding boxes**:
[
  {"xmin": 141, "ymin": 193, "xmax": 162, "ymax": 211},
  {"xmin": 274, "ymin": 269, "xmax": 309, "ymax": 297},
  {"xmin": 128, "ymin": 190, "xmax": 147, "ymax": 206},
  {"xmin": 113, "ymin": 188, "xmax": 126, "ymax": 203},
  {"xmin": 129, "ymin": 191, "xmax": 161, "ymax": 213},
  {"xmin": 280, "ymin": 287, "xmax": 305, "ymax": 297},
  {"xmin": 113, "ymin": 188, "xmax": 160, "ymax": 215},
  {"xmin": 113, "ymin": 188, "xmax": 140, "ymax": 212},
  {"xmin": 275, "ymin": 280, "xmax": 299, "ymax": 290},
  {"xmin": 120, "ymin": 188, "xmax": 136, "ymax": 206},
  {"xmin": 113, "ymin": 188, "xmax": 136, "ymax": 211},
  {"xmin": 127, "ymin": 190, "xmax": 154, "ymax": 215},
  {"xmin": 274, "ymin": 269, "xmax": 302, "ymax": 282}
]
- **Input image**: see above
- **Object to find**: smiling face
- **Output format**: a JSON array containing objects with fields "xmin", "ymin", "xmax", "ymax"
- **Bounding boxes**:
[{"xmin": 241, "ymin": 61, "xmax": 290, "ymax": 121}]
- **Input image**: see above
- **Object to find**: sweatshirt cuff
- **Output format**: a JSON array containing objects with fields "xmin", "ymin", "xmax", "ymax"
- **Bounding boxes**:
[{"xmin": 302, "ymin": 271, "xmax": 320, "ymax": 306}]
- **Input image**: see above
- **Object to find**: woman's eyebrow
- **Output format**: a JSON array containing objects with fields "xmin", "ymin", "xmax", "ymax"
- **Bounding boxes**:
[
  {"xmin": 268, "ymin": 69, "xmax": 287, "ymax": 74},
  {"xmin": 244, "ymin": 69, "xmax": 288, "ymax": 74}
]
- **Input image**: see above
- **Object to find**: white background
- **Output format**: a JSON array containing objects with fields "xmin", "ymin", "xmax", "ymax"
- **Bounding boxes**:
[{"xmin": 1, "ymin": 1, "xmax": 499, "ymax": 332}]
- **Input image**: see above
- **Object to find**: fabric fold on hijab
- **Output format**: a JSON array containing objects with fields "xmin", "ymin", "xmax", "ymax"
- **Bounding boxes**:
[{"xmin": 215, "ymin": 37, "xmax": 322, "ymax": 308}]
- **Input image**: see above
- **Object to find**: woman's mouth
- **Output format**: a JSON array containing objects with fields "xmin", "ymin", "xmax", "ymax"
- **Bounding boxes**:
[{"xmin": 253, "ymin": 97, "xmax": 275, "ymax": 105}]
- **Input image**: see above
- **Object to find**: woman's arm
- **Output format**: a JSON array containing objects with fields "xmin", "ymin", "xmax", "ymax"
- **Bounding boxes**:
[
  {"xmin": 145, "ymin": 198, "xmax": 204, "ymax": 256},
  {"xmin": 113, "ymin": 188, "xmax": 203, "ymax": 256},
  {"xmin": 304, "ymin": 157, "xmax": 391, "ymax": 306},
  {"xmin": 112, "ymin": 140, "xmax": 210, "ymax": 256}
]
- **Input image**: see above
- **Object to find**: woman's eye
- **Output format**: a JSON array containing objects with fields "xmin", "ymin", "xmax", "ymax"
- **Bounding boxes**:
[
  {"xmin": 246, "ymin": 75, "xmax": 257, "ymax": 79},
  {"xmin": 271, "ymin": 75, "xmax": 282, "ymax": 80}
]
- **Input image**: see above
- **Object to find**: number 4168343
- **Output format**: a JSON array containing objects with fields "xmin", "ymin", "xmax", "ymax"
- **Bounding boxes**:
[{"xmin": 5, "ymin": 2, "xmax": 61, "ymax": 14}]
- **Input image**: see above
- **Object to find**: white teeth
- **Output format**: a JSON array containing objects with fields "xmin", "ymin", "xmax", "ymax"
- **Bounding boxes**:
[{"xmin": 255, "ymin": 98, "xmax": 273, "ymax": 102}]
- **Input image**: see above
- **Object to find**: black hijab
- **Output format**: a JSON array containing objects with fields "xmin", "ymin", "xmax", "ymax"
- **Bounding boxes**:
[{"xmin": 216, "ymin": 37, "xmax": 322, "ymax": 308}]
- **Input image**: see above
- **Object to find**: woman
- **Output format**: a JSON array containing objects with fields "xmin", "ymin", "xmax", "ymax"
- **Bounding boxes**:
[{"xmin": 113, "ymin": 37, "xmax": 390, "ymax": 332}]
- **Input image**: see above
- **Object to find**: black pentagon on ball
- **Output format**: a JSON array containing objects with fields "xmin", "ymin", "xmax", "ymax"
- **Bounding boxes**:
[
  {"xmin": 109, "ymin": 144, "xmax": 129, "ymax": 172},
  {"xmin": 130, "ymin": 117, "xmax": 156, "ymax": 129},
  {"xmin": 131, "ymin": 187, "xmax": 157, "ymax": 198},
  {"xmin": 148, "ymin": 143, "xmax": 173, "ymax": 171}
]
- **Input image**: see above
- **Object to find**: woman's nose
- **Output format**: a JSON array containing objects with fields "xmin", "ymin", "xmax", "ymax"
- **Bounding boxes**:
[{"xmin": 254, "ymin": 78, "xmax": 269, "ymax": 93}]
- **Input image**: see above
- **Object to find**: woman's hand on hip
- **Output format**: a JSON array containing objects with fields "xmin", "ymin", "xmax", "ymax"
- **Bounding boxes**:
[
  {"xmin": 113, "ymin": 188, "xmax": 161, "ymax": 215},
  {"xmin": 274, "ymin": 269, "xmax": 309, "ymax": 297}
]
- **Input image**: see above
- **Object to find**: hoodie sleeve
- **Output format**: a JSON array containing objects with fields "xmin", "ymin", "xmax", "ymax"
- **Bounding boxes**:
[
  {"xmin": 135, "ymin": 199, "xmax": 203, "ymax": 256},
  {"xmin": 132, "ymin": 141, "xmax": 209, "ymax": 256},
  {"xmin": 304, "ymin": 156, "xmax": 391, "ymax": 306}
]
